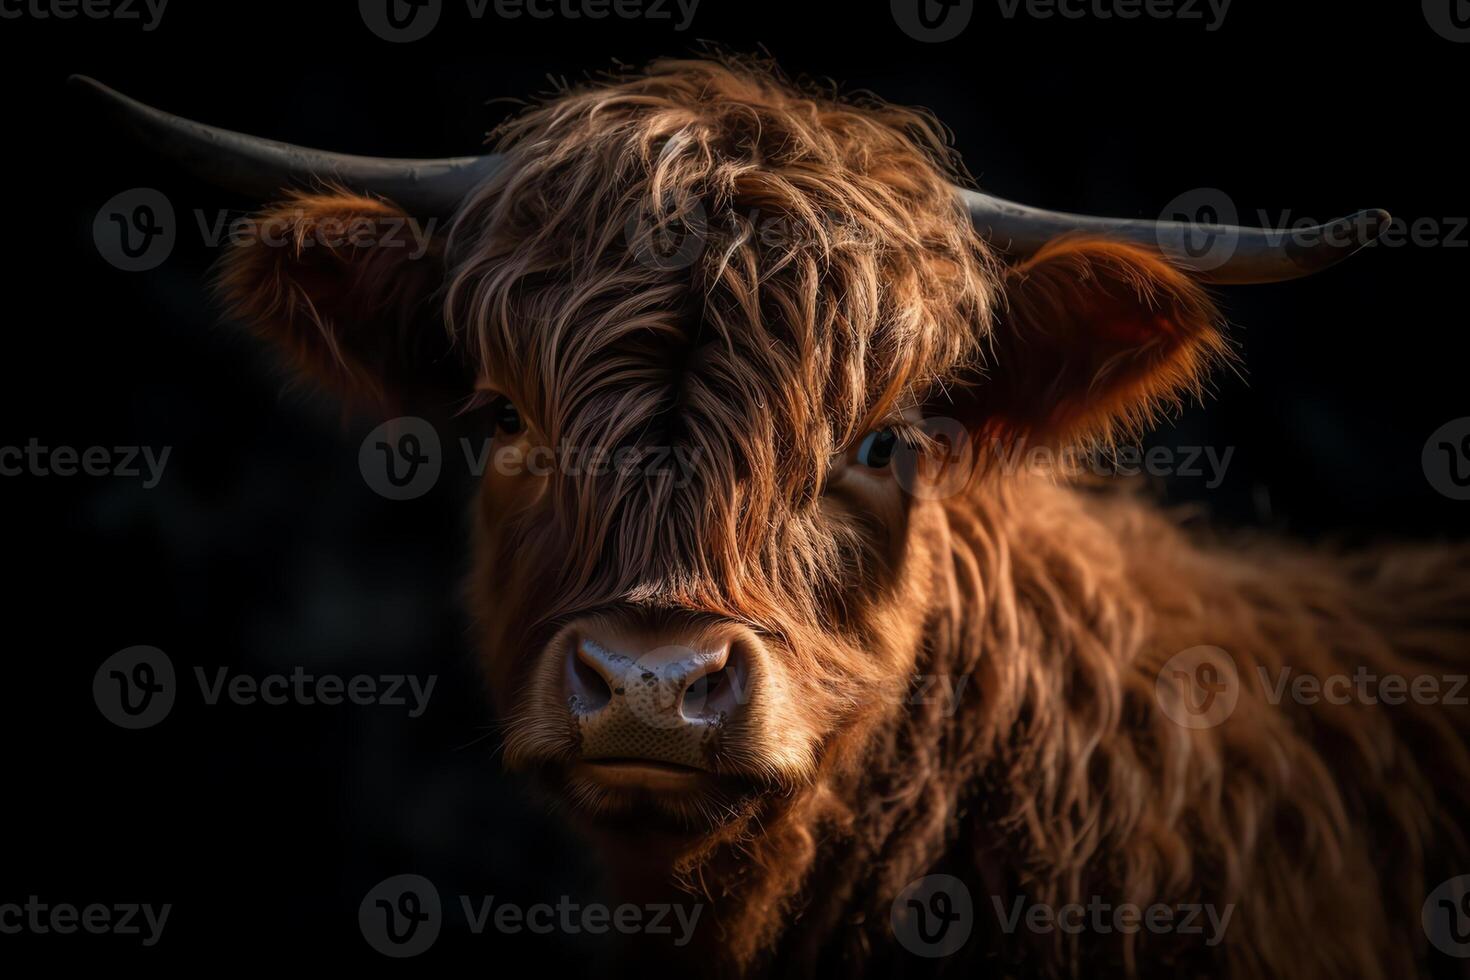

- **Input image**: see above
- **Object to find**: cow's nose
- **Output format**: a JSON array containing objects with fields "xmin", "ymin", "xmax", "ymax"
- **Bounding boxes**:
[{"xmin": 566, "ymin": 630, "xmax": 746, "ymax": 770}]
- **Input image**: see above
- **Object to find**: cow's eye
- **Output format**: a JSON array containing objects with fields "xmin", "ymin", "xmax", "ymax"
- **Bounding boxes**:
[
  {"xmin": 491, "ymin": 396, "xmax": 523, "ymax": 436},
  {"xmin": 856, "ymin": 428, "xmax": 899, "ymax": 469}
]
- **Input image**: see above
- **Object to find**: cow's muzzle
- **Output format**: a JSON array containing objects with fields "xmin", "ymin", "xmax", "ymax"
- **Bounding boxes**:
[{"xmin": 561, "ymin": 621, "xmax": 752, "ymax": 778}]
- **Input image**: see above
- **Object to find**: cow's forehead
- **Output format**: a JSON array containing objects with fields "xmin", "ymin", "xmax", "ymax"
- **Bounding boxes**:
[
  {"xmin": 441, "ymin": 56, "xmax": 1000, "ymax": 491},
  {"xmin": 454, "ymin": 227, "xmax": 983, "ymax": 469},
  {"xmin": 509, "ymin": 309, "xmax": 844, "ymax": 497}
]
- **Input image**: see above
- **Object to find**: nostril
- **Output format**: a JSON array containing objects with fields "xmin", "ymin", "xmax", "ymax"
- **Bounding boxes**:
[
  {"xmin": 567, "ymin": 641, "xmax": 613, "ymax": 714},
  {"xmin": 680, "ymin": 646, "xmax": 745, "ymax": 721},
  {"xmin": 683, "ymin": 667, "xmax": 723, "ymax": 706}
]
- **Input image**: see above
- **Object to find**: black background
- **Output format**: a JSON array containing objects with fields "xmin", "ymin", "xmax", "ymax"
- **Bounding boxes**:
[{"xmin": 3, "ymin": 0, "xmax": 1467, "ymax": 967}]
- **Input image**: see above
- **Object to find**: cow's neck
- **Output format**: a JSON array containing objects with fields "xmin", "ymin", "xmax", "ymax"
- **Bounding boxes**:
[{"xmin": 595, "ymin": 478, "xmax": 1207, "ymax": 972}]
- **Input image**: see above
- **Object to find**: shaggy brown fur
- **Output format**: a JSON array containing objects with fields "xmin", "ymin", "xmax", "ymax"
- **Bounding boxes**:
[{"xmin": 215, "ymin": 57, "xmax": 1470, "ymax": 977}]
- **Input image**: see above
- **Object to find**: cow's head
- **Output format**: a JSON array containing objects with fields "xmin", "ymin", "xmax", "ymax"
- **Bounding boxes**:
[{"xmin": 77, "ymin": 60, "xmax": 1385, "ymax": 848}]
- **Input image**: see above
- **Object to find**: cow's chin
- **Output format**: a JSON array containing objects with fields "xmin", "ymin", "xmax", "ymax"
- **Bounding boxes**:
[{"xmin": 543, "ymin": 758, "xmax": 773, "ymax": 842}]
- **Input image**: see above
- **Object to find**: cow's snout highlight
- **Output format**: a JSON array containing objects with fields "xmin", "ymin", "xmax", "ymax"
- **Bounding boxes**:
[{"xmin": 564, "ymin": 625, "xmax": 750, "ymax": 771}]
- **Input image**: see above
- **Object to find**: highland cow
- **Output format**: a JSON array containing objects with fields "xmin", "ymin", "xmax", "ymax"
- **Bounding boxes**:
[{"xmin": 77, "ymin": 58, "xmax": 1470, "ymax": 977}]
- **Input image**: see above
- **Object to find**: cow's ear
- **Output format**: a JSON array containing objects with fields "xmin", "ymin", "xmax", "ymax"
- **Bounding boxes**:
[
  {"xmin": 968, "ymin": 237, "xmax": 1233, "ymax": 447},
  {"xmin": 214, "ymin": 190, "xmax": 465, "ymax": 412}
]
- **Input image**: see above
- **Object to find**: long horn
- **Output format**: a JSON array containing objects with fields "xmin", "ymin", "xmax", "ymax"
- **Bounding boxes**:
[
  {"xmin": 73, "ymin": 75, "xmax": 1388, "ymax": 282},
  {"xmin": 961, "ymin": 188, "xmax": 1390, "ymax": 286},
  {"xmin": 70, "ymin": 75, "xmax": 501, "ymax": 216}
]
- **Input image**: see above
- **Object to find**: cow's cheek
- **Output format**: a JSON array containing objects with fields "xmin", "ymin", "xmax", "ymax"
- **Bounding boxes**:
[
  {"xmin": 841, "ymin": 501, "xmax": 949, "ymax": 733},
  {"xmin": 866, "ymin": 499, "xmax": 947, "ymax": 675},
  {"xmin": 469, "ymin": 467, "xmax": 551, "ymax": 704}
]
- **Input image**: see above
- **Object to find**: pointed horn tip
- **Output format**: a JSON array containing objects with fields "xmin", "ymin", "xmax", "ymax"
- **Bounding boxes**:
[
  {"xmin": 68, "ymin": 74, "xmax": 109, "ymax": 97},
  {"xmin": 1350, "ymin": 207, "xmax": 1392, "ymax": 244},
  {"xmin": 68, "ymin": 74, "xmax": 132, "ymax": 113}
]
